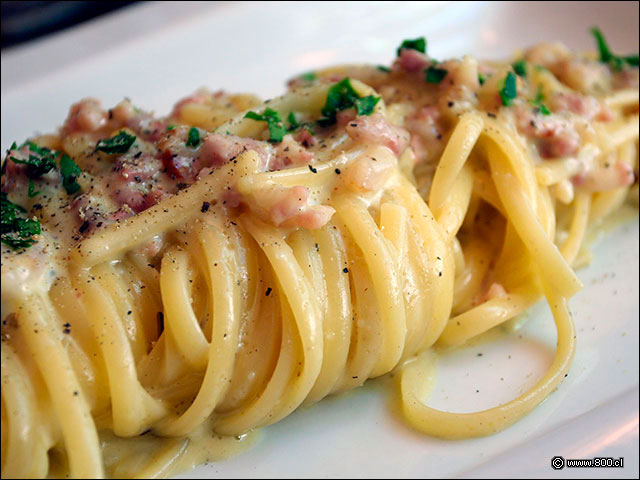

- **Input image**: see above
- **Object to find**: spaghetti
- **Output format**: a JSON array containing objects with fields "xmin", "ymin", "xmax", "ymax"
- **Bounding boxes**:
[{"xmin": 1, "ymin": 33, "xmax": 638, "ymax": 478}]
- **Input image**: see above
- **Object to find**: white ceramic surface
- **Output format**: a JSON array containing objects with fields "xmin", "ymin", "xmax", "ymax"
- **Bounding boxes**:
[{"xmin": 1, "ymin": 2, "xmax": 638, "ymax": 478}]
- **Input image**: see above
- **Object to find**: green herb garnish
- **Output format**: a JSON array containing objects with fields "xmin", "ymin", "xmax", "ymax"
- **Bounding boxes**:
[
  {"xmin": 512, "ymin": 59, "xmax": 527, "ymax": 77},
  {"xmin": 318, "ymin": 78, "xmax": 380, "ymax": 125},
  {"xmin": 500, "ymin": 72, "xmax": 517, "ymax": 106},
  {"xmin": 96, "ymin": 131, "xmax": 136, "ymax": 154},
  {"xmin": 186, "ymin": 127, "xmax": 201, "ymax": 148},
  {"xmin": 167, "ymin": 124, "xmax": 175, "ymax": 131},
  {"xmin": 529, "ymin": 88, "xmax": 550, "ymax": 115},
  {"xmin": 1, "ymin": 192, "xmax": 41, "ymax": 250},
  {"xmin": 1, "ymin": 142, "xmax": 18, "ymax": 176},
  {"xmin": 244, "ymin": 108, "xmax": 287, "ymax": 143},
  {"xmin": 286, "ymin": 112, "xmax": 315, "ymax": 135},
  {"xmin": 354, "ymin": 95, "xmax": 380, "ymax": 115},
  {"xmin": 28, "ymin": 179, "xmax": 39, "ymax": 198},
  {"xmin": 302, "ymin": 124, "xmax": 315, "ymax": 136},
  {"xmin": 9, "ymin": 142, "xmax": 57, "ymax": 178},
  {"xmin": 624, "ymin": 55, "xmax": 639, "ymax": 66},
  {"xmin": 478, "ymin": 73, "xmax": 486, "ymax": 85},
  {"xmin": 4, "ymin": 141, "xmax": 82, "ymax": 196},
  {"xmin": 425, "ymin": 66, "xmax": 448, "ymax": 83},
  {"xmin": 59, "ymin": 154, "xmax": 82, "ymax": 195},
  {"xmin": 591, "ymin": 27, "xmax": 639, "ymax": 71},
  {"xmin": 287, "ymin": 112, "xmax": 299, "ymax": 131},
  {"xmin": 299, "ymin": 72, "xmax": 317, "ymax": 82},
  {"xmin": 377, "ymin": 65, "xmax": 391, "ymax": 73},
  {"xmin": 396, "ymin": 37, "xmax": 426, "ymax": 57}
]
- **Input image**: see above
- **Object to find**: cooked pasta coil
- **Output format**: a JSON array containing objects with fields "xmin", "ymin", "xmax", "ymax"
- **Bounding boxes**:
[
  {"xmin": 1, "ymin": 48, "xmax": 638, "ymax": 479},
  {"xmin": 2, "ymin": 144, "xmax": 454, "ymax": 477}
]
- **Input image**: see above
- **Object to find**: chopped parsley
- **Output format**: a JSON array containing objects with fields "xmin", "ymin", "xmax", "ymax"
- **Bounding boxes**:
[
  {"xmin": 354, "ymin": 95, "xmax": 380, "ymax": 116},
  {"xmin": 377, "ymin": 65, "xmax": 391, "ymax": 73},
  {"xmin": 244, "ymin": 108, "xmax": 287, "ymax": 143},
  {"xmin": 96, "ymin": 131, "xmax": 136, "ymax": 154},
  {"xmin": 9, "ymin": 142, "xmax": 57, "ymax": 178},
  {"xmin": 529, "ymin": 88, "xmax": 551, "ymax": 115},
  {"xmin": 186, "ymin": 127, "xmax": 201, "ymax": 148},
  {"xmin": 591, "ymin": 27, "xmax": 639, "ymax": 71},
  {"xmin": 287, "ymin": 112, "xmax": 299, "ymax": 131},
  {"xmin": 1, "ymin": 143, "xmax": 16, "ymax": 176},
  {"xmin": 396, "ymin": 37, "xmax": 426, "ymax": 57},
  {"xmin": 285, "ymin": 112, "xmax": 315, "ymax": 135},
  {"xmin": 318, "ymin": 78, "xmax": 380, "ymax": 125},
  {"xmin": 4, "ymin": 140, "xmax": 83, "ymax": 196},
  {"xmin": 499, "ymin": 72, "xmax": 517, "ymax": 106},
  {"xmin": 1, "ymin": 192, "xmax": 41, "ymax": 250},
  {"xmin": 512, "ymin": 59, "xmax": 527, "ymax": 77},
  {"xmin": 478, "ymin": 73, "xmax": 486, "ymax": 85},
  {"xmin": 59, "ymin": 154, "xmax": 82, "ymax": 195},
  {"xmin": 299, "ymin": 72, "xmax": 317, "ymax": 82},
  {"xmin": 167, "ymin": 124, "xmax": 175, "ymax": 131},
  {"xmin": 626, "ymin": 55, "xmax": 639, "ymax": 67},
  {"xmin": 28, "ymin": 179, "xmax": 40, "ymax": 198},
  {"xmin": 425, "ymin": 65, "xmax": 448, "ymax": 83}
]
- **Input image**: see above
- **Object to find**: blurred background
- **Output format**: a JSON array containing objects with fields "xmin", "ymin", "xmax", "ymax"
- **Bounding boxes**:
[{"xmin": 1, "ymin": 1, "xmax": 140, "ymax": 49}]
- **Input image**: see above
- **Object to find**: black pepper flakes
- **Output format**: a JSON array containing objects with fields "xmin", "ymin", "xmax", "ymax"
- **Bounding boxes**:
[
  {"xmin": 335, "ymin": 168, "xmax": 341, "ymax": 174},
  {"xmin": 343, "ymin": 267, "xmax": 349, "ymax": 273},
  {"xmin": 308, "ymin": 165, "xmax": 317, "ymax": 173},
  {"xmin": 265, "ymin": 287, "xmax": 272, "ymax": 296},
  {"xmin": 201, "ymin": 201, "xmax": 210, "ymax": 213}
]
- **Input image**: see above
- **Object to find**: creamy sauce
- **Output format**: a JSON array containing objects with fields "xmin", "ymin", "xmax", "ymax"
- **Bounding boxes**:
[{"xmin": 47, "ymin": 424, "xmax": 259, "ymax": 479}]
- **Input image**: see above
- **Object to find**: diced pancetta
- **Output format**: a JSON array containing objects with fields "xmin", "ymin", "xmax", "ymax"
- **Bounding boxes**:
[
  {"xmin": 394, "ymin": 48, "xmax": 430, "ymax": 74},
  {"xmin": 549, "ymin": 92, "xmax": 612, "ymax": 121},
  {"xmin": 515, "ymin": 106, "xmax": 581, "ymax": 158},
  {"xmin": 345, "ymin": 114, "xmax": 410, "ymax": 156},
  {"xmin": 272, "ymin": 135, "xmax": 314, "ymax": 170},
  {"xmin": 572, "ymin": 161, "xmax": 635, "ymax": 191},
  {"xmin": 245, "ymin": 184, "xmax": 334, "ymax": 229},
  {"xmin": 63, "ymin": 98, "xmax": 108, "ymax": 134}
]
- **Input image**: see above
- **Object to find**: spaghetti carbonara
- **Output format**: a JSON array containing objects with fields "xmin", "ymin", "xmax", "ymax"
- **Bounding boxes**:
[{"xmin": 1, "ymin": 30, "xmax": 638, "ymax": 478}]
